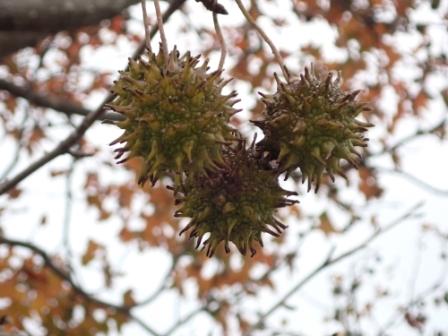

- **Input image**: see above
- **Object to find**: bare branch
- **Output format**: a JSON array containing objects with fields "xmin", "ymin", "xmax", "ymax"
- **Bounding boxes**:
[
  {"xmin": 246, "ymin": 202, "xmax": 424, "ymax": 334},
  {"xmin": 132, "ymin": 0, "xmax": 186, "ymax": 58},
  {"xmin": 0, "ymin": 0, "xmax": 140, "ymax": 32},
  {"xmin": 62, "ymin": 160, "xmax": 75, "ymax": 264},
  {"xmin": 0, "ymin": 112, "xmax": 29, "ymax": 180},
  {"xmin": 154, "ymin": 0, "xmax": 169, "ymax": 61},
  {"xmin": 132, "ymin": 255, "xmax": 178, "ymax": 307},
  {"xmin": 0, "ymin": 237, "xmax": 128, "ymax": 312},
  {"xmin": 0, "ymin": 95, "xmax": 110, "ymax": 195},
  {"xmin": 0, "ymin": 0, "xmax": 142, "ymax": 57},
  {"xmin": 162, "ymin": 307, "xmax": 206, "ymax": 336},
  {"xmin": 371, "ymin": 118, "xmax": 447, "ymax": 157},
  {"xmin": 377, "ymin": 240, "xmax": 448, "ymax": 335},
  {"xmin": 376, "ymin": 167, "xmax": 448, "ymax": 197},
  {"xmin": 0, "ymin": 78, "xmax": 122, "ymax": 122},
  {"xmin": 141, "ymin": 0, "xmax": 152, "ymax": 52}
]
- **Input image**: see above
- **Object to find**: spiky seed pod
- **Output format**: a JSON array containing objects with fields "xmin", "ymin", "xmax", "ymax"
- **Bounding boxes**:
[
  {"xmin": 253, "ymin": 65, "xmax": 372, "ymax": 191},
  {"xmin": 108, "ymin": 47, "xmax": 239, "ymax": 185},
  {"xmin": 175, "ymin": 141, "xmax": 298, "ymax": 257}
]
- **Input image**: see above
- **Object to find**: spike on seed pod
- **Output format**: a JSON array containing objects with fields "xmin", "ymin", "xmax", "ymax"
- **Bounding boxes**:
[
  {"xmin": 108, "ymin": 47, "xmax": 239, "ymax": 185},
  {"xmin": 253, "ymin": 64, "xmax": 372, "ymax": 190},
  {"xmin": 175, "ymin": 142, "xmax": 298, "ymax": 257}
]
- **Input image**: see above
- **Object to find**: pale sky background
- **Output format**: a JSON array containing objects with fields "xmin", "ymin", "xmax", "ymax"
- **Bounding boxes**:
[{"xmin": 0, "ymin": 1, "xmax": 447, "ymax": 335}]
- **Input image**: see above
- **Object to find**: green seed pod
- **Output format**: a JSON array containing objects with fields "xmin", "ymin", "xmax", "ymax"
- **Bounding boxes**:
[
  {"xmin": 109, "ymin": 47, "xmax": 239, "ymax": 185},
  {"xmin": 175, "ymin": 141, "xmax": 298, "ymax": 257},
  {"xmin": 253, "ymin": 65, "xmax": 372, "ymax": 191}
]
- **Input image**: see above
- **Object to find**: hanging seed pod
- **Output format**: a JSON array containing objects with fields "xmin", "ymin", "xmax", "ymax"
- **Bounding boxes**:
[
  {"xmin": 108, "ymin": 47, "xmax": 240, "ymax": 185},
  {"xmin": 253, "ymin": 65, "xmax": 372, "ymax": 191},
  {"xmin": 175, "ymin": 141, "xmax": 298, "ymax": 257}
]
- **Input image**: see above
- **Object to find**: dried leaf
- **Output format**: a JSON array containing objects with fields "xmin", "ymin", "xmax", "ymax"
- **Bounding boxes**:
[
  {"xmin": 82, "ymin": 240, "xmax": 103, "ymax": 265},
  {"xmin": 318, "ymin": 212, "xmax": 339, "ymax": 236}
]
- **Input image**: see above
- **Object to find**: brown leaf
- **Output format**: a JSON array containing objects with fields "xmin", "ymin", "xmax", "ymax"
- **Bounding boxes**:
[
  {"xmin": 404, "ymin": 311, "xmax": 426, "ymax": 330},
  {"xmin": 318, "ymin": 212, "xmax": 339, "ymax": 236},
  {"xmin": 7, "ymin": 187, "xmax": 22, "ymax": 199},
  {"xmin": 359, "ymin": 167, "xmax": 383, "ymax": 199},
  {"xmin": 119, "ymin": 227, "xmax": 136, "ymax": 242},
  {"xmin": 82, "ymin": 240, "xmax": 103, "ymax": 265},
  {"xmin": 123, "ymin": 289, "xmax": 136, "ymax": 306}
]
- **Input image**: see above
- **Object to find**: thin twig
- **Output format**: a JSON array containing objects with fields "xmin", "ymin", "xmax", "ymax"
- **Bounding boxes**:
[
  {"xmin": 377, "ymin": 236, "xmax": 448, "ymax": 335},
  {"xmin": 132, "ymin": 255, "xmax": 178, "ymax": 307},
  {"xmin": 141, "ymin": 0, "xmax": 152, "ymax": 51},
  {"xmin": 0, "ymin": 111, "xmax": 28, "ymax": 180},
  {"xmin": 371, "ymin": 118, "xmax": 446, "ymax": 157},
  {"xmin": 0, "ymin": 237, "xmax": 128, "ymax": 312},
  {"xmin": 212, "ymin": 3, "xmax": 226, "ymax": 71},
  {"xmin": 131, "ymin": 314, "xmax": 162, "ymax": 336},
  {"xmin": 234, "ymin": 0, "xmax": 289, "ymax": 80},
  {"xmin": 162, "ymin": 307, "xmax": 206, "ymax": 336},
  {"xmin": 133, "ymin": 0, "xmax": 187, "ymax": 58},
  {"xmin": 0, "ymin": 96, "xmax": 110, "ymax": 195},
  {"xmin": 246, "ymin": 201, "xmax": 424, "ymax": 334},
  {"xmin": 153, "ymin": 0, "xmax": 169, "ymax": 61},
  {"xmin": 376, "ymin": 166, "xmax": 448, "ymax": 196},
  {"xmin": 62, "ymin": 160, "xmax": 75, "ymax": 264},
  {"xmin": 0, "ymin": 78, "xmax": 122, "ymax": 122}
]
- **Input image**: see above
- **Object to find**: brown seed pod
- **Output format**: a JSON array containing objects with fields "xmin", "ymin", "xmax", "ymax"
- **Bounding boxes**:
[
  {"xmin": 175, "ymin": 140, "xmax": 298, "ymax": 257},
  {"xmin": 108, "ymin": 47, "xmax": 239, "ymax": 185},
  {"xmin": 253, "ymin": 65, "xmax": 372, "ymax": 191}
]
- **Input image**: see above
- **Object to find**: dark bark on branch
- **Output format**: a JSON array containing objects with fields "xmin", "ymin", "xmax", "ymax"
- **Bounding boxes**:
[
  {"xmin": 0, "ymin": 78, "xmax": 123, "ymax": 121},
  {"xmin": 0, "ymin": 0, "xmax": 140, "ymax": 32},
  {"xmin": 0, "ymin": 0, "xmax": 140, "ymax": 57},
  {"xmin": 0, "ymin": 32, "xmax": 47, "ymax": 58},
  {"xmin": 0, "ymin": 0, "xmax": 169, "ymax": 57}
]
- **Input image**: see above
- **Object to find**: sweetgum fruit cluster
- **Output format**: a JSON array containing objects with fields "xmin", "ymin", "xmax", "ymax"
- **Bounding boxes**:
[
  {"xmin": 109, "ymin": 49, "xmax": 371, "ymax": 257},
  {"xmin": 109, "ymin": 47, "xmax": 238, "ymax": 185}
]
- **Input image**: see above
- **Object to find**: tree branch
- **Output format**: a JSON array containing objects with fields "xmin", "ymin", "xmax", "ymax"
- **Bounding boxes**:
[
  {"xmin": 0, "ymin": 236, "xmax": 162, "ymax": 336},
  {"xmin": 376, "ymin": 166, "xmax": 448, "ymax": 197},
  {"xmin": 0, "ymin": 0, "xmax": 141, "ymax": 32},
  {"xmin": 132, "ymin": 0, "xmax": 186, "ymax": 58},
  {"xmin": 132, "ymin": 255, "xmax": 178, "ymax": 308},
  {"xmin": 0, "ymin": 78, "xmax": 122, "ymax": 122},
  {"xmin": 0, "ymin": 236, "xmax": 128, "ymax": 312},
  {"xmin": 0, "ymin": 111, "xmax": 28, "ymax": 180},
  {"xmin": 0, "ymin": 97, "xmax": 110, "ymax": 195},
  {"xmin": 0, "ymin": 0, "xmax": 187, "ymax": 196},
  {"xmin": 246, "ymin": 201, "xmax": 424, "ymax": 334},
  {"xmin": 162, "ymin": 306, "xmax": 206, "ymax": 336},
  {"xmin": 371, "ymin": 118, "xmax": 447, "ymax": 157},
  {"xmin": 0, "ymin": 0, "xmax": 143, "ymax": 57}
]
